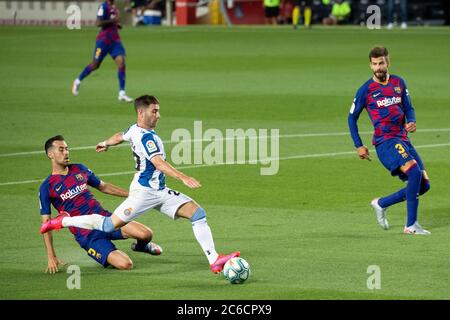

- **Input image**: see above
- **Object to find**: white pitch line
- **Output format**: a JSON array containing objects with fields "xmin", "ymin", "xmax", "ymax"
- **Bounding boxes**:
[
  {"xmin": 1, "ymin": 142, "xmax": 449, "ymax": 187},
  {"xmin": 1, "ymin": 128, "xmax": 450, "ymax": 158}
]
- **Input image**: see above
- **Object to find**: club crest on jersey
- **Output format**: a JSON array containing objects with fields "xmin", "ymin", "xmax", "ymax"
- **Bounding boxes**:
[
  {"xmin": 146, "ymin": 140, "xmax": 157, "ymax": 153},
  {"xmin": 394, "ymin": 86, "xmax": 401, "ymax": 94},
  {"xmin": 75, "ymin": 174, "xmax": 83, "ymax": 182}
]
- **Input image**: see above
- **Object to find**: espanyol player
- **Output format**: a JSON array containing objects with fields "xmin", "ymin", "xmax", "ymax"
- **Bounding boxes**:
[
  {"xmin": 348, "ymin": 46, "xmax": 431, "ymax": 235},
  {"xmin": 71, "ymin": 0, "xmax": 133, "ymax": 102},
  {"xmin": 39, "ymin": 135, "xmax": 162, "ymax": 273},
  {"xmin": 41, "ymin": 96, "xmax": 240, "ymax": 273}
]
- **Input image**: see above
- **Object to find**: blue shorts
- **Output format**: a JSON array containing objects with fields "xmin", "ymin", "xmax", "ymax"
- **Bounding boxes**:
[
  {"xmin": 93, "ymin": 40, "xmax": 126, "ymax": 63},
  {"xmin": 375, "ymin": 138, "xmax": 426, "ymax": 181},
  {"xmin": 78, "ymin": 229, "xmax": 124, "ymax": 267}
]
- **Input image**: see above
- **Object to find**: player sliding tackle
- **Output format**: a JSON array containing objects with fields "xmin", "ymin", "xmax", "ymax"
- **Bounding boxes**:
[{"xmin": 41, "ymin": 95, "xmax": 240, "ymax": 273}]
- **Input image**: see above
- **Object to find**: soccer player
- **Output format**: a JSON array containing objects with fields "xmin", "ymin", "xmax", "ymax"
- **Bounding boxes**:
[
  {"xmin": 348, "ymin": 46, "xmax": 431, "ymax": 235},
  {"xmin": 41, "ymin": 96, "xmax": 240, "ymax": 274},
  {"xmin": 71, "ymin": 0, "xmax": 133, "ymax": 102},
  {"xmin": 40, "ymin": 135, "xmax": 162, "ymax": 272}
]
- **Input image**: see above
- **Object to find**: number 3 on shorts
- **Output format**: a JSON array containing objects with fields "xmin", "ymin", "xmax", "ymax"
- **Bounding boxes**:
[{"xmin": 395, "ymin": 143, "xmax": 405, "ymax": 154}]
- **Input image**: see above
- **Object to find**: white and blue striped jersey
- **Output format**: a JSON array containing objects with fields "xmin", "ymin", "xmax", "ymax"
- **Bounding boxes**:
[{"xmin": 122, "ymin": 124, "xmax": 166, "ymax": 190}]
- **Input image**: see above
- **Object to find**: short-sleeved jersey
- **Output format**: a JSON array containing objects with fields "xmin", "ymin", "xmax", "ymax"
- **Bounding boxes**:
[
  {"xmin": 39, "ymin": 164, "xmax": 110, "ymax": 242},
  {"xmin": 96, "ymin": 1, "xmax": 121, "ymax": 44},
  {"xmin": 122, "ymin": 124, "xmax": 166, "ymax": 190},
  {"xmin": 348, "ymin": 74, "xmax": 415, "ymax": 148}
]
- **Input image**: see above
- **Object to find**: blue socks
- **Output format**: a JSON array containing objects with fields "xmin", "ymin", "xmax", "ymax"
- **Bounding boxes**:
[
  {"xmin": 405, "ymin": 164, "xmax": 422, "ymax": 227},
  {"xmin": 378, "ymin": 166, "xmax": 429, "ymax": 227},
  {"xmin": 379, "ymin": 176, "xmax": 430, "ymax": 209},
  {"xmin": 78, "ymin": 64, "xmax": 95, "ymax": 81},
  {"xmin": 118, "ymin": 66, "xmax": 126, "ymax": 91}
]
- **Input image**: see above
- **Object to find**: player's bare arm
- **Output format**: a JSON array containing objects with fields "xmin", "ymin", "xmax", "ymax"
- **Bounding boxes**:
[
  {"xmin": 41, "ymin": 215, "xmax": 66, "ymax": 274},
  {"xmin": 96, "ymin": 16, "xmax": 119, "ymax": 27},
  {"xmin": 96, "ymin": 132, "xmax": 124, "ymax": 152},
  {"xmin": 97, "ymin": 180, "xmax": 129, "ymax": 197},
  {"xmin": 405, "ymin": 121, "xmax": 416, "ymax": 133},
  {"xmin": 357, "ymin": 145, "xmax": 371, "ymax": 161},
  {"xmin": 151, "ymin": 155, "xmax": 201, "ymax": 189}
]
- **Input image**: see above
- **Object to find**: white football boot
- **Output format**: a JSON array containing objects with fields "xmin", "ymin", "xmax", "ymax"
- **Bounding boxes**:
[
  {"xmin": 118, "ymin": 91, "xmax": 133, "ymax": 103},
  {"xmin": 72, "ymin": 79, "xmax": 81, "ymax": 96},
  {"xmin": 404, "ymin": 222, "xmax": 431, "ymax": 235},
  {"xmin": 371, "ymin": 198, "xmax": 389, "ymax": 230}
]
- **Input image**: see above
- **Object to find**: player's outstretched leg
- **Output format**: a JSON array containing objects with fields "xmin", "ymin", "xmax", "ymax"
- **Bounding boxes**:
[
  {"xmin": 40, "ymin": 212, "xmax": 122, "ymax": 234},
  {"xmin": 40, "ymin": 211, "xmax": 70, "ymax": 233},
  {"xmin": 178, "ymin": 203, "xmax": 240, "ymax": 273},
  {"xmin": 72, "ymin": 61, "xmax": 99, "ymax": 96}
]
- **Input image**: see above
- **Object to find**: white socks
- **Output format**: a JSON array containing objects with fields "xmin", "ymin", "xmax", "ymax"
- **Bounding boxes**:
[
  {"xmin": 192, "ymin": 218, "xmax": 218, "ymax": 264},
  {"xmin": 62, "ymin": 214, "xmax": 105, "ymax": 230}
]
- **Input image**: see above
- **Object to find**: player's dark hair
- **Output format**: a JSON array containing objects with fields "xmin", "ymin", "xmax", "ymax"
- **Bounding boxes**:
[
  {"xmin": 45, "ymin": 135, "xmax": 65, "ymax": 155},
  {"xmin": 134, "ymin": 95, "xmax": 159, "ymax": 112},
  {"xmin": 369, "ymin": 47, "xmax": 389, "ymax": 61}
]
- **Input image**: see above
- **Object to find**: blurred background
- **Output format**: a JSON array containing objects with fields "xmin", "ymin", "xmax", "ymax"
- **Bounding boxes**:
[{"xmin": 0, "ymin": 0, "xmax": 448, "ymax": 27}]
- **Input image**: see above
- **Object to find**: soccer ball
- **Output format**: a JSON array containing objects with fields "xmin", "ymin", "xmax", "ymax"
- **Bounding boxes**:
[{"xmin": 223, "ymin": 257, "xmax": 251, "ymax": 284}]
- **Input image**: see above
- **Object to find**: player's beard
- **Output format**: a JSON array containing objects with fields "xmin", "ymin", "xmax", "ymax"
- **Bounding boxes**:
[{"xmin": 374, "ymin": 70, "xmax": 387, "ymax": 82}]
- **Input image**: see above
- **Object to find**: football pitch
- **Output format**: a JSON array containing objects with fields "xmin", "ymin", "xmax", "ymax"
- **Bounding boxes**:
[{"xmin": 1, "ymin": 25, "xmax": 450, "ymax": 300}]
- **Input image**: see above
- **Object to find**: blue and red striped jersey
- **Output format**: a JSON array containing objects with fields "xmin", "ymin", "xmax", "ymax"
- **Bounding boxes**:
[
  {"xmin": 39, "ymin": 164, "xmax": 110, "ymax": 241},
  {"xmin": 348, "ymin": 74, "xmax": 415, "ymax": 148},
  {"xmin": 96, "ymin": 1, "xmax": 121, "ymax": 44}
]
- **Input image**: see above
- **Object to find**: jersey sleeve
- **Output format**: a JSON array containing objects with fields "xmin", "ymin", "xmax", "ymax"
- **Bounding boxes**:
[
  {"xmin": 141, "ymin": 133, "xmax": 162, "ymax": 160},
  {"xmin": 348, "ymin": 85, "xmax": 367, "ymax": 148},
  {"xmin": 78, "ymin": 164, "xmax": 101, "ymax": 188},
  {"xmin": 122, "ymin": 126, "xmax": 132, "ymax": 142},
  {"xmin": 39, "ymin": 182, "xmax": 52, "ymax": 215},
  {"xmin": 399, "ymin": 78, "xmax": 416, "ymax": 123}
]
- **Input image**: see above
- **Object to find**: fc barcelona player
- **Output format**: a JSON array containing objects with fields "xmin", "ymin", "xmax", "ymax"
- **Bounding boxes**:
[
  {"xmin": 39, "ymin": 135, "xmax": 161, "ymax": 273},
  {"xmin": 348, "ymin": 47, "xmax": 431, "ymax": 235},
  {"xmin": 72, "ymin": 0, "xmax": 133, "ymax": 102}
]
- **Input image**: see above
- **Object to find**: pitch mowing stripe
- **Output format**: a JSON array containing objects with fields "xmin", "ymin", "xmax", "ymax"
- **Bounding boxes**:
[
  {"xmin": 1, "ymin": 128, "xmax": 450, "ymax": 158},
  {"xmin": 1, "ymin": 142, "xmax": 449, "ymax": 187}
]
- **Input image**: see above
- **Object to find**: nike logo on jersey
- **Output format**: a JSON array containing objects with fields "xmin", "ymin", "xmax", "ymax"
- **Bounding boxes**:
[
  {"xmin": 55, "ymin": 184, "xmax": 63, "ymax": 192},
  {"xmin": 372, "ymin": 91, "xmax": 382, "ymax": 98}
]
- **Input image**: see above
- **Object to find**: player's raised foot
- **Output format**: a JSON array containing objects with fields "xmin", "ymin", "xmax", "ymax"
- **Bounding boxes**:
[
  {"xmin": 118, "ymin": 91, "xmax": 133, "ymax": 103},
  {"xmin": 40, "ymin": 211, "xmax": 69, "ymax": 234},
  {"xmin": 210, "ymin": 251, "xmax": 240, "ymax": 274},
  {"xmin": 131, "ymin": 241, "xmax": 163, "ymax": 255},
  {"xmin": 72, "ymin": 79, "xmax": 81, "ymax": 96},
  {"xmin": 370, "ymin": 198, "xmax": 389, "ymax": 230},
  {"xmin": 404, "ymin": 222, "xmax": 431, "ymax": 235}
]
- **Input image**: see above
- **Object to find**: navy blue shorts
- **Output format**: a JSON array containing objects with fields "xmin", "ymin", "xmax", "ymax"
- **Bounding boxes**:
[
  {"xmin": 79, "ymin": 229, "xmax": 124, "ymax": 267},
  {"xmin": 375, "ymin": 138, "xmax": 425, "ymax": 181},
  {"xmin": 93, "ymin": 40, "xmax": 126, "ymax": 63}
]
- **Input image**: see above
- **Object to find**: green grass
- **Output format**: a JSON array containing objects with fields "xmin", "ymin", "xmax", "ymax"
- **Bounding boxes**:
[{"xmin": 1, "ymin": 25, "xmax": 450, "ymax": 299}]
